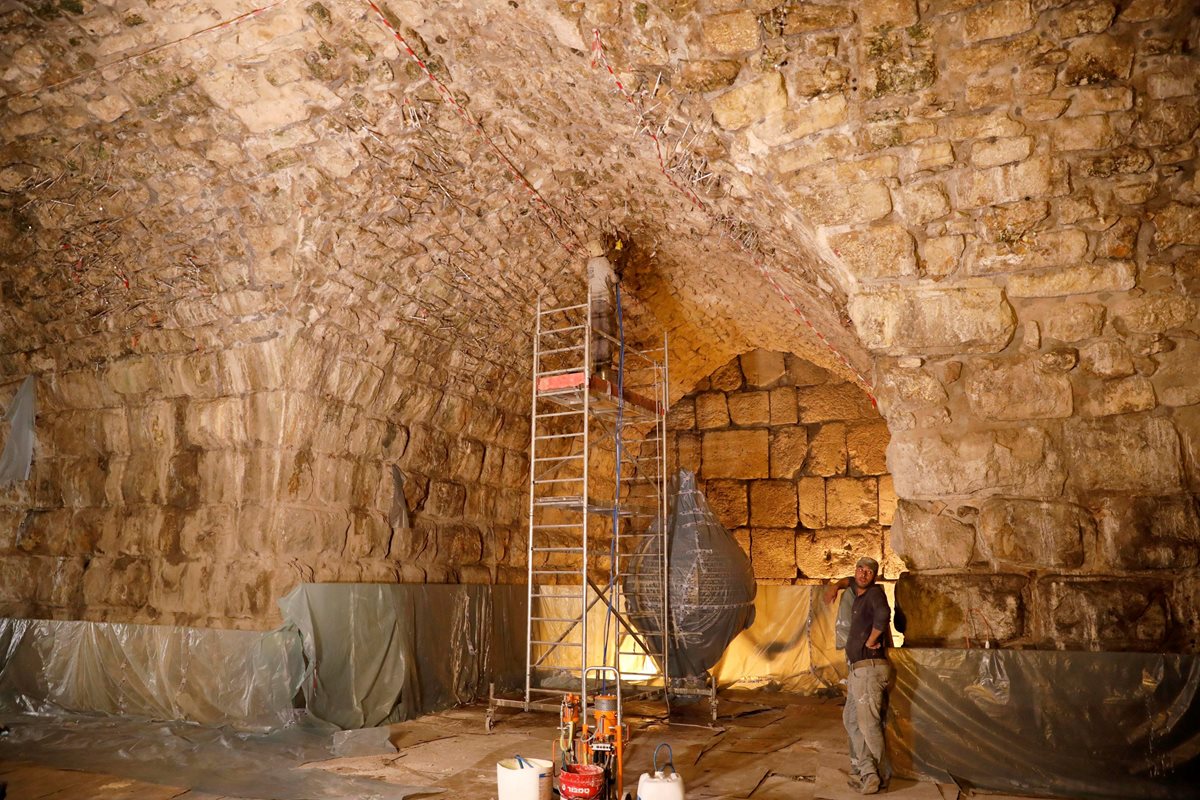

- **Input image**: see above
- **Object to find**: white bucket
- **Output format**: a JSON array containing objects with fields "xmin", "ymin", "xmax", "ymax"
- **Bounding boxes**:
[
  {"xmin": 496, "ymin": 757, "xmax": 553, "ymax": 800},
  {"xmin": 637, "ymin": 769, "xmax": 685, "ymax": 800}
]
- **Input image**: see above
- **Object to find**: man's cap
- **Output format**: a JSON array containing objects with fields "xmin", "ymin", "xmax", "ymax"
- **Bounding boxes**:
[{"xmin": 855, "ymin": 556, "xmax": 880, "ymax": 574}]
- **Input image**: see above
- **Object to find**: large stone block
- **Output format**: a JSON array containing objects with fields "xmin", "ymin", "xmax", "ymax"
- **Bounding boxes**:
[
  {"xmin": 695, "ymin": 391, "xmax": 730, "ymax": 429},
  {"xmin": 1064, "ymin": 416, "xmax": 1182, "ymax": 493},
  {"xmin": 1114, "ymin": 293, "xmax": 1196, "ymax": 334},
  {"xmin": 1079, "ymin": 340, "xmax": 1134, "ymax": 377},
  {"xmin": 751, "ymin": 528, "xmax": 797, "ymax": 580},
  {"xmin": 896, "ymin": 572, "xmax": 1028, "ymax": 647},
  {"xmin": 786, "ymin": 355, "xmax": 830, "ymax": 387},
  {"xmin": 1063, "ymin": 33, "xmax": 1135, "ymax": 86},
  {"xmin": 849, "ymin": 285, "xmax": 1017, "ymax": 355},
  {"xmin": 740, "ymin": 350, "xmax": 786, "ymax": 388},
  {"xmin": 677, "ymin": 432, "xmax": 702, "ymax": 474},
  {"xmin": 712, "ymin": 73, "xmax": 788, "ymax": 130},
  {"xmin": 770, "ymin": 427, "xmax": 808, "ymax": 478},
  {"xmin": 826, "ymin": 477, "xmax": 878, "ymax": 526},
  {"xmin": 728, "ymin": 390, "xmax": 771, "ymax": 426},
  {"xmin": 799, "ymin": 476, "xmax": 826, "ymax": 528},
  {"xmin": 955, "ymin": 156, "xmax": 1061, "ymax": 209},
  {"xmin": 977, "ymin": 498, "xmax": 1091, "ymax": 570},
  {"xmin": 797, "ymin": 382, "xmax": 875, "ymax": 423},
  {"xmin": 889, "ymin": 426, "xmax": 1065, "ymax": 498},
  {"xmin": 792, "ymin": 181, "xmax": 893, "ymax": 226},
  {"xmin": 1096, "ymin": 494, "xmax": 1200, "ymax": 570},
  {"xmin": 857, "ymin": 0, "xmax": 917, "ymax": 28},
  {"xmin": 891, "ymin": 501, "xmax": 976, "ymax": 571},
  {"xmin": 704, "ymin": 479, "xmax": 748, "ymax": 529},
  {"xmin": 710, "ymin": 358, "xmax": 744, "ymax": 391},
  {"xmin": 965, "ymin": 358, "xmax": 1073, "ymax": 420},
  {"xmin": 797, "ymin": 526, "xmax": 883, "ymax": 580},
  {"xmin": 745, "ymin": 95, "xmax": 848, "ymax": 150},
  {"xmin": 703, "ymin": 10, "xmax": 760, "ymax": 54},
  {"xmin": 769, "ymin": 386, "xmax": 798, "ymax": 425},
  {"xmin": 962, "ymin": 0, "xmax": 1034, "ymax": 43},
  {"xmin": 702, "ymin": 429, "xmax": 770, "ymax": 479},
  {"xmin": 1152, "ymin": 339, "xmax": 1200, "ymax": 407},
  {"xmin": 1077, "ymin": 376, "xmax": 1157, "ymax": 418},
  {"xmin": 806, "ymin": 423, "xmax": 847, "ymax": 477},
  {"xmin": 1042, "ymin": 303, "xmax": 1105, "ymax": 342},
  {"xmin": 1032, "ymin": 577, "xmax": 1170, "ymax": 650},
  {"xmin": 971, "ymin": 136, "xmax": 1034, "ymax": 168},
  {"xmin": 1006, "ymin": 261, "xmax": 1136, "ymax": 297},
  {"xmin": 847, "ymin": 420, "xmax": 889, "ymax": 476},
  {"xmin": 971, "ymin": 229, "xmax": 1089, "ymax": 275},
  {"xmin": 830, "ymin": 225, "xmax": 916, "ymax": 280},
  {"xmin": 879, "ymin": 475, "xmax": 897, "ymax": 525},
  {"xmin": 896, "ymin": 181, "xmax": 951, "ymax": 225},
  {"xmin": 750, "ymin": 480, "xmax": 798, "ymax": 527},
  {"xmin": 780, "ymin": 2, "xmax": 855, "ymax": 33},
  {"xmin": 876, "ymin": 368, "xmax": 948, "ymax": 415},
  {"xmin": 1152, "ymin": 203, "xmax": 1200, "ymax": 249},
  {"xmin": 667, "ymin": 397, "xmax": 696, "ymax": 430}
]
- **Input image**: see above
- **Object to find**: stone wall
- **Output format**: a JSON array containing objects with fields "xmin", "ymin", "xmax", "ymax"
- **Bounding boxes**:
[
  {"xmin": 668, "ymin": 349, "xmax": 896, "ymax": 583},
  {"xmin": 1, "ymin": 0, "xmax": 1197, "ymax": 652},
  {"xmin": 0, "ymin": 326, "xmax": 532, "ymax": 630}
]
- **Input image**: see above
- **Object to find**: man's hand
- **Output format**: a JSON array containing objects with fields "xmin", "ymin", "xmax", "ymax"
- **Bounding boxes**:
[
  {"xmin": 822, "ymin": 582, "xmax": 839, "ymax": 605},
  {"xmin": 823, "ymin": 576, "xmax": 850, "ymax": 605}
]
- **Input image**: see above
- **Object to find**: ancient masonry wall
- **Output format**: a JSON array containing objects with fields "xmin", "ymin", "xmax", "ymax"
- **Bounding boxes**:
[{"xmin": 667, "ymin": 350, "xmax": 897, "ymax": 583}]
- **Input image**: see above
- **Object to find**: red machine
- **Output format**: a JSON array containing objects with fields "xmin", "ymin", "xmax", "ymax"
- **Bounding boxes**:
[{"xmin": 554, "ymin": 667, "xmax": 630, "ymax": 800}]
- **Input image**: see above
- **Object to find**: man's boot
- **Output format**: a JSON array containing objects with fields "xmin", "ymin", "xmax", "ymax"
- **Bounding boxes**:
[{"xmin": 859, "ymin": 773, "xmax": 881, "ymax": 795}]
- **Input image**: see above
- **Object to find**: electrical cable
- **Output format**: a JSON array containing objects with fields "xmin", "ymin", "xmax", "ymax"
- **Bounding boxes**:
[{"xmin": 600, "ymin": 282, "xmax": 626, "ymax": 693}]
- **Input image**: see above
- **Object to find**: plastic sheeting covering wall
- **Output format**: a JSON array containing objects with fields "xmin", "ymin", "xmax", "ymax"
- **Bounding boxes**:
[
  {"xmin": 279, "ymin": 583, "xmax": 525, "ymax": 729},
  {"xmin": 624, "ymin": 470, "xmax": 757, "ymax": 678},
  {"xmin": 711, "ymin": 584, "xmax": 844, "ymax": 693},
  {"xmin": 710, "ymin": 583, "xmax": 904, "ymax": 692},
  {"xmin": 0, "ymin": 617, "xmax": 304, "ymax": 732},
  {"xmin": 888, "ymin": 649, "xmax": 1200, "ymax": 799},
  {"xmin": 0, "ymin": 375, "xmax": 36, "ymax": 485}
]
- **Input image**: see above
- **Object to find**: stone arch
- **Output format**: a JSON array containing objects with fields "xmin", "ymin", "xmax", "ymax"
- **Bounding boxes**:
[{"xmin": 667, "ymin": 348, "xmax": 897, "ymax": 587}]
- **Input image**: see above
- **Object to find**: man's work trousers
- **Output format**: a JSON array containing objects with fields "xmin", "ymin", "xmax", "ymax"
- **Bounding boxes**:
[{"xmin": 845, "ymin": 659, "xmax": 891, "ymax": 780}]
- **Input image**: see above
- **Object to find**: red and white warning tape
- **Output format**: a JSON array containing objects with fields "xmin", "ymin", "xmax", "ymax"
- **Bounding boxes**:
[{"xmin": 590, "ymin": 29, "xmax": 875, "ymax": 402}]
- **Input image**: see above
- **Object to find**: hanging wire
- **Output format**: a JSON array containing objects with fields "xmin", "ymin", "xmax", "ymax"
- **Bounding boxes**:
[{"xmin": 600, "ymin": 283, "xmax": 626, "ymax": 691}]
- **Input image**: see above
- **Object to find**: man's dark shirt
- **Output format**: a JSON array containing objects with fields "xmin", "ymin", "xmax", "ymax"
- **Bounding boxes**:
[{"xmin": 846, "ymin": 583, "xmax": 893, "ymax": 664}]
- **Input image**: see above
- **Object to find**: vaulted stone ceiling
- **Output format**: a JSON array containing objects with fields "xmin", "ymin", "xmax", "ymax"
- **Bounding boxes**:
[{"xmin": 1, "ymin": 0, "xmax": 1198, "ymax": 650}]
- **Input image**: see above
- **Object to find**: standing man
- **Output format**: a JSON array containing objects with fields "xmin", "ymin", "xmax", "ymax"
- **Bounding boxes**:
[{"xmin": 836, "ymin": 557, "xmax": 893, "ymax": 795}]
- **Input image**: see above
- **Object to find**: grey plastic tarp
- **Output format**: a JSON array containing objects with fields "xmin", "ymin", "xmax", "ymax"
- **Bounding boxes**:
[
  {"xmin": 624, "ymin": 470, "xmax": 757, "ymax": 679},
  {"xmin": 887, "ymin": 648, "xmax": 1200, "ymax": 799},
  {"xmin": 0, "ymin": 617, "xmax": 304, "ymax": 732},
  {"xmin": 0, "ymin": 616, "xmax": 437, "ymax": 798},
  {"xmin": 0, "ymin": 713, "xmax": 437, "ymax": 799},
  {"xmin": 279, "ymin": 582, "xmax": 526, "ymax": 729},
  {"xmin": 0, "ymin": 375, "xmax": 36, "ymax": 484}
]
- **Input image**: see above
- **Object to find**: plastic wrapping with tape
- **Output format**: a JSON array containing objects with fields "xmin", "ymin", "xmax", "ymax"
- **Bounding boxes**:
[
  {"xmin": 623, "ymin": 470, "xmax": 757, "ymax": 679},
  {"xmin": 0, "ymin": 376, "xmax": 36, "ymax": 485},
  {"xmin": 887, "ymin": 648, "xmax": 1200, "ymax": 798},
  {"xmin": 0, "ymin": 617, "xmax": 304, "ymax": 732},
  {"xmin": 278, "ymin": 583, "xmax": 525, "ymax": 729}
]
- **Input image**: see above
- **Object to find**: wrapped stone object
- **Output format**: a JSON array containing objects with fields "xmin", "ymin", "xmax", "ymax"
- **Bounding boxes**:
[{"xmin": 624, "ymin": 470, "xmax": 757, "ymax": 678}]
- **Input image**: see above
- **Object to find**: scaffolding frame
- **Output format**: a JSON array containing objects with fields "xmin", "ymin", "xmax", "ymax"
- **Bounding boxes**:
[{"xmin": 489, "ymin": 281, "xmax": 671, "ymax": 726}]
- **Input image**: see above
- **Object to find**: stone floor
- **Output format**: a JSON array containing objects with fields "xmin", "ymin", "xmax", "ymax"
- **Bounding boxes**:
[{"xmin": 0, "ymin": 691, "xmax": 1040, "ymax": 799}]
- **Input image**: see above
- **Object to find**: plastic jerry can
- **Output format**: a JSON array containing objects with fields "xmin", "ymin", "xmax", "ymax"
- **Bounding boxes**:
[
  {"xmin": 636, "ymin": 769, "xmax": 684, "ymax": 800},
  {"xmin": 637, "ymin": 744, "xmax": 684, "ymax": 800}
]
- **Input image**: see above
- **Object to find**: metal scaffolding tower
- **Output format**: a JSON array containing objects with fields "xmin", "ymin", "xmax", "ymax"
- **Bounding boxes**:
[{"xmin": 489, "ymin": 280, "xmax": 671, "ymax": 725}]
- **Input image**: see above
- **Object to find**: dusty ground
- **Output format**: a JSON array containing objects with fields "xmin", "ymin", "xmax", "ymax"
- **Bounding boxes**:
[{"xmin": 0, "ymin": 691, "xmax": 1041, "ymax": 799}]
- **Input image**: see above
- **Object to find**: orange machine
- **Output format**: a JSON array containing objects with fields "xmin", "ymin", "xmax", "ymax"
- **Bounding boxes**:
[{"xmin": 555, "ymin": 675, "xmax": 630, "ymax": 800}]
